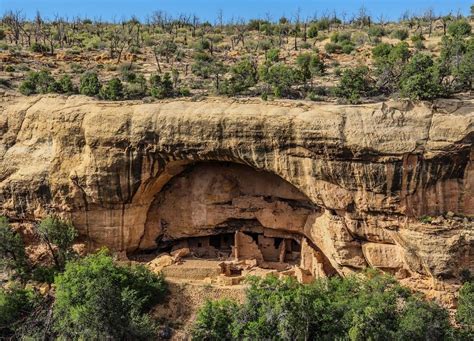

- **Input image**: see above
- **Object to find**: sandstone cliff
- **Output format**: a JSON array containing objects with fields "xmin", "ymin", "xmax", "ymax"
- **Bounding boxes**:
[{"xmin": 0, "ymin": 94, "xmax": 472, "ymax": 280}]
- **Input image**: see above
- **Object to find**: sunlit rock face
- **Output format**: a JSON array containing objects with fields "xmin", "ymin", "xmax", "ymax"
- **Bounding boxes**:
[{"xmin": 0, "ymin": 95, "xmax": 472, "ymax": 279}]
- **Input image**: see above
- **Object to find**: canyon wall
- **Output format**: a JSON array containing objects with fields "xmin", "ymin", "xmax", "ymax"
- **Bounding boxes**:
[{"xmin": 0, "ymin": 94, "xmax": 472, "ymax": 279}]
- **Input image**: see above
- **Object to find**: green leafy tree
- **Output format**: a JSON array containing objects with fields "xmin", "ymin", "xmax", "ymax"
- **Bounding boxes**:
[
  {"xmin": 438, "ymin": 32, "xmax": 473, "ymax": 92},
  {"xmin": 265, "ymin": 48, "xmax": 280, "ymax": 63},
  {"xmin": 447, "ymin": 19, "xmax": 472, "ymax": 38},
  {"xmin": 399, "ymin": 53, "xmax": 443, "ymax": 100},
  {"xmin": 192, "ymin": 271, "xmax": 453, "ymax": 341},
  {"xmin": 79, "ymin": 71, "xmax": 101, "ymax": 96},
  {"xmin": 37, "ymin": 216, "xmax": 77, "ymax": 270},
  {"xmin": 259, "ymin": 63, "xmax": 299, "ymax": 98},
  {"xmin": 57, "ymin": 75, "xmax": 75, "ymax": 94},
  {"xmin": 99, "ymin": 77, "xmax": 124, "ymax": 100},
  {"xmin": 372, "ymin": 42, "xmax": 410, "ymax": 94},
  {"xmin": 18, "ymin": 70, "xmax": 57, "ymax": 95},
  {"xmin": 296, "ymin": 52, "xmax": 325, "ymax": 87},
  {"xmin": 396, "ymin": 298, "xmax": 452, "ymax": 341},
  {"xmin": 0, "ymin": 216, "xmax": 29, "ymax": 279},
  {"xmin": 221, "ymin": 58, "xmax": 258, "ymax": 95},
  {"xmin": 456, "ymin": 281, "xmax": 474, "ymax": 335},
  {"xmin": 53, "ymin": 250, "xmax": 167, "ymax": 340},
  {"xmin": 335, "ymin": 66, "xmax": 374, "ymax": 103},
  {"xmin": 191, "ymin": 299, "xmax": 238, "ymax": 340},
  {"xmin": 150, "ymin": 73, "xmax": 173, "ymax": 98},
  {"xmin": 0, "ymin": 285, "xmax": 38, "ymax": 338},
  {"xmin": 307, "ymin": 24, "xmax": 318, "ymax": 38},
  {"xmin": 391, "ymin": 29, "xmax": 409, "ymax": 41}
]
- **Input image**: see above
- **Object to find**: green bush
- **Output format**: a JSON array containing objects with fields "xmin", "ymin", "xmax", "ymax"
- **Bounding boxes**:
[
  {"xmin": 0, "ymin": 29, "xmax": 5, "ymax": 40},
  {"xmin": 99, "ymin": 78, "xmax": 124, "ymax": 100},
  {"xmin": 259, "ymin": 63, "xmax": 299, "ymax": 98},
  {"xmin": 341, "ymin": 41, "xmax": 355, "ymax": 54},
  {"xmin": 192, "ymin": 272, "xmax": 453, "ymax": 340},
  {"xmin": 37, "ymin": 216, "xmax": 77, "ymax": 270},
  {"xmin": 19, "ymin": 70, "xmax": 57, "ymax": 95},
  {"xmin": 191, "ymin": 299, "xmax": 238, "ymax": 340},
  {"xmin": 330, "ymin": 31, "xmax": 352, "ymax": 43},
  {"xmin": 396, "ymin": 298, "xmax": 452, "ymax": 340},
  {"xmin": 368, "ymin": 26, "xmax": 386, "ymax": 38},
  {"xmin": 0, "ymin": 285, "xmax": 38, "ymax": 337},
  {"xmin": 150, "ymin": 73, "xmax": 173, "ymax": 98},
  {"xmin": 30, "ymin": 42, "xmax": 48, "ymax": 53},
  {"xmin": 325, "ymin": 42, "xmax": 341, "ymax": 54},
  {"xmin": 438, "ymin": 35, "xmax": 474, "ymax": 92},
  {"xmin": 57, "ymin": 75, "xmax": 75, "ymax": 94},
  {"xmin": 307, "ymin": 24, "xmax": 318, "ymax": 38},
  {"xmin": 79, "ymin": 71, "xmax": 101, "ymax": 96},
  {"xmin": 0, "ymin": 216, "xmax": 29, "ymax": 279},
  {"xmin": 265, "ymin": 48, "xmax": 280, "ymax": 62},
  {"xmin": 296, "ymin": 52, "xmax": 325, "ymax": 84},
  {"xmin": 391, "ymin": 29, "xmax": 409, "ymax": 41},
  {"xmin": 335, "ymin": 66, "xmax": 374, "ymax": 103},
  {"xmin": 4, "ymin": 65, "xmax": 15, "ymax": 72},
  {"xmin": 221, "ymin": 58, "xmax": 258, "ymax": 95},
  {"xmin": 399, "ymin": 53, "xmax": 443, "ymax": 100},
  {"xmin": 19, "ymin": 79, "xmax": 37, "ymax": 96},
  {"xmin": 125, "ymin": 74, "xmax": 147, "ymax": 99},
  {"xmin": 447, "ymin": 19, "xmax": 472, "ymax": 37},
  {"xmin": 456, "ymin": 281, "xmax": 474, "ymax": 334},
  {"xmin": 53, "ymin": 250, "xmax": 166, "ymax": 339}
]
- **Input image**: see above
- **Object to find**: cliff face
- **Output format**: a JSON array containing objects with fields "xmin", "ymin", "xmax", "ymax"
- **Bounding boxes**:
[{"xmin": 0, "ymin": 95, "xmax": 472, "ymax": 279}]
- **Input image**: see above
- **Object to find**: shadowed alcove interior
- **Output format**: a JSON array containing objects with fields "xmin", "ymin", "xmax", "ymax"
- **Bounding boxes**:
[{"xmin": 130, "ymin": 161, "xmax": 337, "ymax": 278}]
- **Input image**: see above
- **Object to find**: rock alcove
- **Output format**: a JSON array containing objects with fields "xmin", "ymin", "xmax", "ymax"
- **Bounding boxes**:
[{"xmin": 130, "ymin": 162, "xmax": 337, "ymax": 279}]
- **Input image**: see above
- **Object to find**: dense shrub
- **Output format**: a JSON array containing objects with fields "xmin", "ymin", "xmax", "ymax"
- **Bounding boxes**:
[
  {"xmin": 150, "ymin": 73, "xmax": 173, "ymax": 98},
  {"xmin": 391, "ymin": 29, "xmax": 409, "ymax": 41},
  {"xmin": 0, "ymin": 216, "xmax": 29, "ymax": 279},
  {"xmin": 456, "ymin": 281, "xmax": 474, "ymax": 334},
  {"xmin": 53, "ymin": 250, "xmax": 166, "ymax": 339},
  {"xmin": 307, "ymin": 24, "xmax": 318, "ymax": 38},
  {"xmin": 0, "ymin": 285, "xmax": 38, "ymax": 337},
  {"xmin": 330, "ymin": 31, "xmax": 351, "ymax": 43},
  {"xmin": 334, "ymin": 66, "xmax": 374, "ymax": 103},
  {"xmin": 372, "ymin": 42, "xmax": 410, "ymax": 93},
  {"xmin": 399, "ymin": 53, "xmax": 443, "ymax": 100},
  {"xmin": 99, "ymin": 77, "xmax": 124, "ymax": 100},
  {"xmin": 19, "ymin": 70, "xmax": 56, "ymax": 95},
  {"xmin": 191, "ymin": 272, "xmax": 454, "ymax": 340},
  {"xmin": 79, "ymin": 71, "xmax": 101, "ymax": 96},
  {"xmin": 368, "ymin": 26, "xmax": 386, "ymax": 38},
  {"xmin": 30, "ymin": 42, "xmax": 48, "ymax": 53},
  {"xmin": 191, "ymin": 299, "xmax": 238, "ymax": 340},
  {"xmin": 438, "ymin": 34, "xmax": 474, "ymax": 92},
  {"xmin": 265, "ymin": 48, "xmax": 280, "ymax": 62},
  {"xmin": 325, "ymin": 42, "xmax": 341, "ymax": 54},
  {"xmin": 221, "ymin": 58, "xmax": 258, "ymax": 95},
  {"xmin": 37, "ymin": 216, "xmax": 77, "ymax": 270},
  {"xmin": 447, "ymin": 19, "xmax": 472, "ymax": 37},
  {"xmin": 259, "ymin": 63, "xmax": 299, "ymax": 98},
  {"xmin": 57, "ymin": 75, "xmax": 75, "ymax": 94},
  {"xmin": 296, "ymin": 52, "xmax": 325, "ymax": 86},
  {"xmin": 125, "ymin": 74, "xmax": 148, "ymax": 99}
]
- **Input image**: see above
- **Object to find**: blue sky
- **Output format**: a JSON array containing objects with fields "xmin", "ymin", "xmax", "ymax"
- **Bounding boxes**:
[{"xmin": 0, "ymin": 0, "xmax": 471, "ymax": 22}]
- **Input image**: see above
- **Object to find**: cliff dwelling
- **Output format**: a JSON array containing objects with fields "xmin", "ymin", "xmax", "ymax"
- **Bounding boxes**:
[{"xmin": 131, "ymin": 162, "xmax": 336, "ymax": 283}]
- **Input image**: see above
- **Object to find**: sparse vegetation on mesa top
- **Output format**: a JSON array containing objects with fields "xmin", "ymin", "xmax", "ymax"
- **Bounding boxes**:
[{"xmin": 0, "ymin": 7, "xmax": 473, "ymax": 103}]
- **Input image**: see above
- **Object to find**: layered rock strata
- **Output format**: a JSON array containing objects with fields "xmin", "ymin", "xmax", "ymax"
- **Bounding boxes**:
[{"xmin": 0, "ymin": 95, "xmax": 472, "ymax": 279}]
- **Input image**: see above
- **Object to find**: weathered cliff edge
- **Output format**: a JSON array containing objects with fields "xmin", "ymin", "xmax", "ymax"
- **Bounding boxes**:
[{"xmin": 0, "ymin": 95, "xmax": 473, "ymax": 281}]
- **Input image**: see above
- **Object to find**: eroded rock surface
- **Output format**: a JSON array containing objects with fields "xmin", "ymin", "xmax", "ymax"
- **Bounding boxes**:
[{"xmin": 0, "ymin": 95, "xmax": 472, "ymax": 280}]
